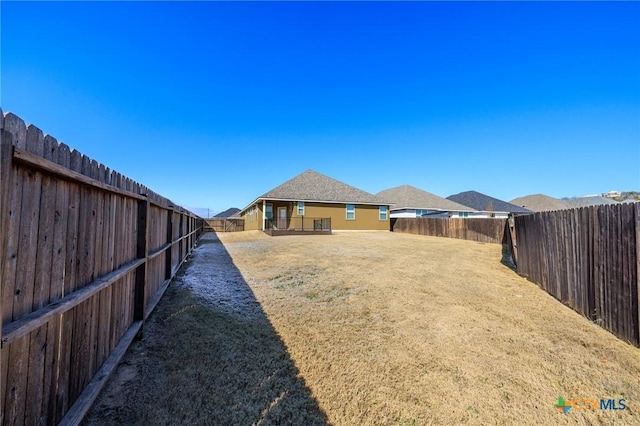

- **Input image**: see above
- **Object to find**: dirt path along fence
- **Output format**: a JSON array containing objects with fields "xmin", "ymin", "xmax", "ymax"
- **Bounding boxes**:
[
  {"xmin": 0, "ymin": 110, "xmax": 204, "ymax": 425},
  {"xmin": 514, "ymin": 204, "xmax": 639, "ymax": 347},
  {"xmin": 391, "ymin": 217, "xmax": 508, "ymax": 244}
]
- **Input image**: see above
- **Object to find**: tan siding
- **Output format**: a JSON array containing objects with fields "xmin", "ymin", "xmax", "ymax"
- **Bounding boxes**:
[
  {"xmin": 240, "ymin": 202, "xmax": 264, "ymax": 231},
  {"xmin": 293, "ymin": 202, "xmax": 389, "ymax": 230},
  {"xmin": 241, "ymin": 200, "xmax": 390, "ymax": 232}
]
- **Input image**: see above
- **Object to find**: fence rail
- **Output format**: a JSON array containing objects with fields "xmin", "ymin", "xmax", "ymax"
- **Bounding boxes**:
[
  {"xmin": 264, "ymin": 217, "xmax": 331, "ymax": 233},
  {"xmin": 391, "ymin": 217, "xmax": 508, "ymax": 244},
  {"xmin": 514, "ymin": 204, "xmax": 639, "ymax": 347},
  {"xmin": 0, "ymin": 110, "xmax": 204, "ymax": 425}
]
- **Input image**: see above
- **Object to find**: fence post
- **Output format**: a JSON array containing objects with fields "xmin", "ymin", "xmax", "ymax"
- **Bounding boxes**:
[
  {"xmin": 636, "ymin": 203, "xmax": 640, "ymax": 346},
  {"xmin": 165, "ymin": 208, "xmax": 173, "ymax": 280},
  {"xmin": 179, "ymin": 213, "xmax": 184, "ymax": 262},
  {"xmin": 134, "ymin": 196, "xmax": 149, "ymax": 321},
  {"xmin": 0, "ymin": 122, "xmax": 9, "ymax": 425}
]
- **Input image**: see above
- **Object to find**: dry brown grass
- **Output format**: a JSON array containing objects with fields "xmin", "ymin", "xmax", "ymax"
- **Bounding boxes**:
[
  {"xmin": 217, "ymin": 231, "xmax": 640, "ymax": 425},
  {"xmin": 85, "ymin": 231, "xmax": 640, "ymax": 425}
]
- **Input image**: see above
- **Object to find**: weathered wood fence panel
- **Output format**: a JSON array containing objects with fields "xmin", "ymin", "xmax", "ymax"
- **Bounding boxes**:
[
  {"xmin": 391, "ymin": 217, "xmax": 508, "ymax": 244},
  {"xmin": 514, "ymin": 204, "xmax": 639, "ymax": 347},
  {"xmin": 0, "ymin": 110, "xmax": 204, "ymax": 425},
  {"xmin": 206, "ymin": 218, "xmax": 244, "ymax": 232}
]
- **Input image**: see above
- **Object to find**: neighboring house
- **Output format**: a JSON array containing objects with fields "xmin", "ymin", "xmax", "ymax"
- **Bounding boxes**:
[
  {"xmin": 563, "ymin": 196, "xmax": 619, "ymax": 208},
  {"xmin": 602, "ymin": 190, "xmax": 621, "ymax": 198},
  {"xmin": 509, "ymin": 194, "xmax": 569, "ymax": 212},
  {"xmin": 239, "ymin": 169, "xmax": 390, "ymax": 233},
  {"xmin": 214, "ymin": 207, "xmax": 241, "ymax": 218},
  {"xmin": 376, "ymin": 184, "xmax": 477, "ymax": 218},
  {"xmin": 447, "ymin": 190, "xmax": 532, "ymax": 218}
]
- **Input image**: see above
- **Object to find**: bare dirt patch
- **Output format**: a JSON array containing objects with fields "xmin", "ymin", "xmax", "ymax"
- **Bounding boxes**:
[{"xmin": 85, "ymin": 231, "xmax": 640, "ymax": 425}]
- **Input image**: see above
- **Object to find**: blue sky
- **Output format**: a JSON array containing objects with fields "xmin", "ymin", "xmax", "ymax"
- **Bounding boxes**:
[{"xmin": 2, "ymin": 1, "xmax": 639, "ymax": 215}]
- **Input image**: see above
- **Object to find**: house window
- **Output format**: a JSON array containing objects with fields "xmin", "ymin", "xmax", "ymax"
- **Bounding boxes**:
[
  {"xmin": 265, "ymin": 204, "xmax": 273, "ymax": 220},
  {"xmin": 297, "ymin": 201, "xmax": 305, "ymax": 216},
  {"xmin": 346, "ymin": 204, "xmax": 355, "ymax": 220},
  {"xmin": 458, "ymin": 212, "xmax": 469, "ymax": 218},
  {"xmin": 379, "ymin": 206, "xmax": 387, "ymax": 220}
]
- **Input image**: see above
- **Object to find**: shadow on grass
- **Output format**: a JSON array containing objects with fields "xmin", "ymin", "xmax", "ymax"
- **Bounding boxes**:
[{"xmin": 83, "ymin": 232, "xmax": 329, "ymax": 425}]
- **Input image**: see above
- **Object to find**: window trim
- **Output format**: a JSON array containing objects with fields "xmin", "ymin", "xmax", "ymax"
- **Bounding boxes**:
[
  {"xmin": 346, "ymin": 204, "xmax": 355, "ymax": 220},
  {"xmin": 297, "ymin": 201, "xmax": 305, "ymax": 216},
  {"xmin": 379, "ymin": 205, "xmax": 388, "ymax": 221}
]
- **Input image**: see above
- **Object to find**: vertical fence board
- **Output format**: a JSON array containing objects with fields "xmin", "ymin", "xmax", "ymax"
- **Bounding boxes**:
[
  {"xmin": 27, "ymin": 133, "xmax": 59, "ymax": 426},
  {"xmin": 0, "ymin": 127, "xmax": 14, "ymax": 425},
  {"xmin": 48, "ymin": 140, "xmax": 70, "ymax": 424},
  {"xmin": 612, "ymin": 206, "xmax": 621, "ymax": 337},
  {"xmin": 593, "ymin": 206, "xmax": 603, "ymax": 328},
  {"xmin": 54, "ymin": 149, "xmax": 82, "ymax": 422},
  {"xmin": 636, "ymin": 203, "xmax": 640, "ymax": 346},
  {"xmin": 86, "ymin": 161, "xmax": 101, "ymax": 385},
  {"xmin": 0, "ymin": 123, "xmax": 4, "ymax": 426},
  {"xmin": 585, "ymin": 207, "xmax": 595, "ymax": 321},
  {"xmin": 134, "ymin": 198, "xmax": 148, "ymax": 321},
  {"xmin": 93, "ymin": 165, "xmax": 107, "ymax": 371},
  {"xmin": 106, "ymin": 172, "xmax": 117, "ymax": 356},
  {"xmin": 622, "ymin": 204, "xmax": 634, "ymax": 343},
  {"xmin": 109, "ymin": 173, "xmax": 123, "ymax": 352},
  {"xmin": 8, "ymin": 124, "xmax": 45, "ymax": 426}
]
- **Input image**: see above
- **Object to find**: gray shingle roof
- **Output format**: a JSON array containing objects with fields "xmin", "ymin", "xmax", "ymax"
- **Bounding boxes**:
[
  {"xmin": 376, "ymin": 185, "xmax": 476, "ymax": 212},
  {"xmin": 509, "ymin": 194, "xmax": 569, "ymax": 212},
  {"xmin": 214, "ymin": 207, "xmax": 241, "ymax": 218},
  {"xmin": 447, "ymin": 191, "xmax": 533, "ymax": 214},
  {"xmin": 258, "ymin": 169, "xmax": 387, "ymax": 205},
  {"xmin": 563, "ymin": 196, "xmax": 619, "ymax": 208}
]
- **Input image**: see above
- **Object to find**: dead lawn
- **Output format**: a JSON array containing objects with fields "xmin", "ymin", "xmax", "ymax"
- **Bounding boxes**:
[{"xmin": 85, "ymin": 231, "xmax": 640, "ymax": 425}]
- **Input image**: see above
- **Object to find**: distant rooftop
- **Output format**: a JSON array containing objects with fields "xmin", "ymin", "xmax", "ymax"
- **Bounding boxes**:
[
  {"xmin": 563, "ymin": 196, "xmax": 619, "ymax": 208},
  {"xmin": 214, "ymin": 207, "xmax": 241, "ymax": 218},
  {"xmin": 377, "ymin": 185, "xmax": 476, "ymax": 212},
  {"xmin": 447, "ymin": 190, "xmax": 532, "ymax": 214},
  {"xmin": 510, "ymin": 194, "xmax": 569, "ymax": 212}
]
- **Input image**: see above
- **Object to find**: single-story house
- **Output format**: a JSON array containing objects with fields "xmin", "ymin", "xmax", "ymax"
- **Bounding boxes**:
[
  {"xmin": 239, "ymin": 169, "xmax": 391, "ymax": 233},
  {"xmin": 509, "ymin": 194, "xmax": 569, "ymax": 212},
  {"xmin": 376, "ymin": 185, "xmax": 477, "ymax": 218},
  {"xmin": 447, "ymin": 190, "xmax": 532, "ymax": 218}
]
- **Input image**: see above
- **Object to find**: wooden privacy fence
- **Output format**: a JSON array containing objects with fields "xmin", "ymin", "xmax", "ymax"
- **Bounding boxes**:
[
  {"xmin": 0, "ymin": 110, "xmax": 204, "ymax": 425},
  {"xmin": 206, "ymin": 218, "xmax": 244, "ymax": 232},
  {"xmin": 391, "ymin": 217, "xmax": 508, "ymax": 244},
  {"xmin": 514, "ymin": 204, "xmax": 639, "ymax": 347}
]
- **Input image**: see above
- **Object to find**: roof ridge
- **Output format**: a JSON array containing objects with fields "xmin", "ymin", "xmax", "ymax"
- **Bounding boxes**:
[
  {"xmin": 256, "ymin": 169, "xmax": 387, "ymax": 205},
  {"xmin": 377, "ymin": 185, "xmax": 477, "ymax": 212}
]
